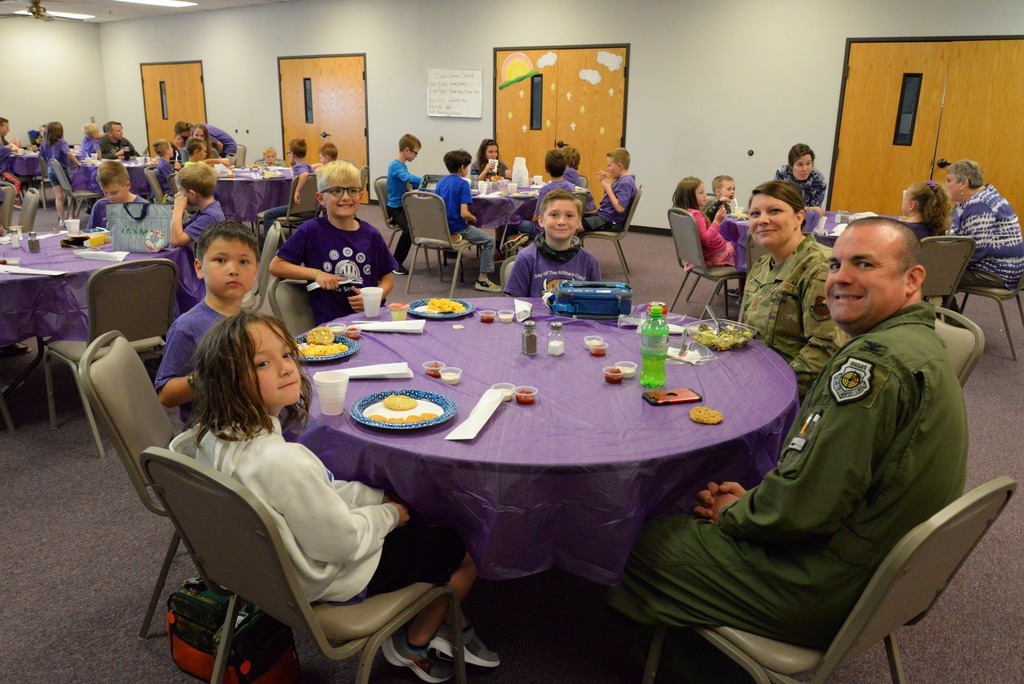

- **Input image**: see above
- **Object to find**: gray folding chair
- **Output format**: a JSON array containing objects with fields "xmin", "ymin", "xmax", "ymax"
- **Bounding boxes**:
[
  {"xmin": 359, "ymin": 164, "xmax": 370, "ymax": 194},
  {"xmin": 957, "ymin": 272, "xmax": 1024, "ymax": 361},
  {"xmin": 143, "ymin": 166, "xmax": 166, "ymax": 203},
  {"xmin": 643, "ymin": 477, "xmax": 1016, "ymax": 684},
  {"xmin": 0, "ymin": 383, "xmax": 13, "ymax": 433},
  {"xmin": 167, "ymin": 172, "xmax": 179, "ymax": 197},
  {"xmin": 920, "ymin": 236, "xmax": 975, "ymax": 307},
  {"xmin": 934, "ymin": 307, "xmax": 985, "ymax": 387},
  {"xmin": 577, "ymin": 174, "xmax": 589, "ymax": 189},
  {"xmin": 579, "ymin": 185, "xmax": 643, "ymax": 282},
  {"xmin": 48, "ymin": 158, "xmax": 101, "ymax": 219},
  {"xmin": 402, "ymin": 190, "xmax": 477, "ymax": 298},
  {"xmin": 269, "ymin": 278, "xmax": 316, "ymax": 336},
  {"xmin": 45, "ymin": 259, "xmax": 178, "ymax": 457},
  {"xmin": 36, "ymin": 154, "xmax": 50, "ymax": 208},
  {"xmin": 499, "ymin": 253, "xmax": 517, "ymax": 288},
  {"xmin": 140, "ymin": 447, "xmax": 466, "ymax": 684},
  {"xmin": 242, "ymin": 221, "xmax": 283, "ymax": 312},
  {"xmin": 745, "ymin": 227, "xmax": 770, "ymax": 273},
  {"xmin": 78, "ymin": 331, "xmax": 181, "ymax": 638},
  {"xmin": 256, "ymin": 172, "xmax": 319, "ymax": 238},
  {"xmin": 0, "ymin": 183, "xmax": 13, "ymax": 229},
  {"xmin": 373, "ymin": 176, "xmax": 402, "ymax": 249},
  {"xmin": 16, "ymin": 187, "xmax": 41, "ymax": 233},
  {"xmin": 233, "ymin": 144, "xmax": 247, "ymax": 167},
  {"xmin": 668, "ymin": 207, "xmax": 742, "ymax": 318}
]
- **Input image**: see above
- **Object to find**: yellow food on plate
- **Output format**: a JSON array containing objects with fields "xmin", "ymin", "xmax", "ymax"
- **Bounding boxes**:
[
  {"xmin": 305, "ymin": 327, "xmax": 335, "ymax": 345},
  {"xmin": 299, "ymin": 341, "xmax": 350, "ymax": 357},
  {"xmin": 425, "ymin": 298, "xmax": 467, "ymax": 313},
  {"xmin": 383, "ymin": 394, "xmax": 418, "ymax": 411},
  {"xmin": 368, "ymin": 412, "xmax": 438, "ymax": 424}
]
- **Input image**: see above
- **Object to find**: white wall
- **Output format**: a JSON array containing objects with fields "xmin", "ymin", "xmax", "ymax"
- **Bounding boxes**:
[{"xmin": 37, "ymin": 0, "xmax": 1024, "ymax": 228}]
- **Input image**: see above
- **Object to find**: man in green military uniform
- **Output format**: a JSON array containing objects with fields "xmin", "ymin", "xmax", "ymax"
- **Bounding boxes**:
[{"xmin": 608, "ymin": 218, "xmax": 968, "ymax": 648}]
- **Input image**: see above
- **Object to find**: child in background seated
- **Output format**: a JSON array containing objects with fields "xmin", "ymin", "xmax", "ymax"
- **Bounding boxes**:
[
  {"xmin": 270, "ymin": 161, "xmax": 398, "ymax": 323},
  {"xmin": 312, "ymin": 142, "xmax": 338, "ymax": 170},
  {"xmin": 560, "ymin": 145, "xmax": 582, "ymax": 188},
  {"xmin": 261, "ymin": 138, "xmax": 315, "ymax": 241},
  {"xmin": 171, "ymin": 163, "xmax": 225, "ymax": 248},
  {"xmin": 87, "ymin": 161, "xmax": 148, "ymax": 231},
  {"xmin": 470, "ymin": 138, "xmax": 511, "ymax": 180},
  {"xmin": 673, "ymin": 176, "xmax": 735, "ymax": 266},
  {"xmin": 258, "ymin": 147, "xmax": 278, "ymax": 167},
  {"xmin": 701, "ymin": 174, "xmax": 736, "ymax": 225},
  {"xmin": 435, "ymin": 149, "xmax": 501, "ymax": 292},
  {"xmin": 506, "ymin": 149, "xmax": 576, "ymax": 247},
  {"xmin": 900, "ymin": 180, "xmax": 952, "ymax": 239},
  {"xmin": 152, "ymin": 139, "xmax": 177, "ymax": 198},
  {"xmin": 504, "ymin": 189, "xmax": 601, "ymax": 298},
  {"xmin": 582, "ymin": 147, "xmax": 637, "ymax": 233},
  {"xmin": 80, "ymin": 123, "xmax": 101, "ymax": 160},
  {"xmin": 183, "ymin": 137, "xmax": 232, "ymax": 168},
  {"xmin": 156, "ymin": 221, "xmax": 258, "ymax": 424},
  {"xmin": 386, "ymin": 133, "xmax": 423, "ymax": 276},
  {"xmin": 178, "ymin": 310, "xmax": 498, "ymax": 682}
]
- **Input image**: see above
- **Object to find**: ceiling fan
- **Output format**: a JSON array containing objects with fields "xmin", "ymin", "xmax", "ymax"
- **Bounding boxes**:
[{"xmin": 0, "ymin": 0, "xmax": 84, "ymax": 22}]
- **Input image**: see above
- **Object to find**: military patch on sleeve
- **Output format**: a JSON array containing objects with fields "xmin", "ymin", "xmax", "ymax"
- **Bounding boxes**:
[
  {"xmin": 810, "ymin": 295, "xmax": 831, "ymax": 321},
  {"xmin": 830, "ymin": 358, "xmax": 873, "ymax": 404}
]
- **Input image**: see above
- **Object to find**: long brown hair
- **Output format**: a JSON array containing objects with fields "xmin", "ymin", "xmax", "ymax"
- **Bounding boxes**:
[
  {"xmin": 672, "ymin": 176, "xmax": 703, "ymax": 211},
  {"xmin": 905, "ymin": 181, "xmax": 951, "ymax": 236},
  {"xmin": 475, "ymin": 138, "xmax": 499, "ymax": 173},
  {"xmin": 45, "ymin": 121, "xmax": 64, "ymax": 146},
  {"xmin": 191, "ymin": 312, "xmax": 311, "ymax": 443}
]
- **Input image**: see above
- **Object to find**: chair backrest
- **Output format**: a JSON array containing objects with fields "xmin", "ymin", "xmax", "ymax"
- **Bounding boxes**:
[
  {"xmin": 140, "ymin": 447, "xmax": 323, "ymax": 635},
  {"xmin": 920, "ymin": 235, "xmax": 975, "ymax": 299},
  {"xmin": 79, "ymin": 331, "xmax": 176, "ymax": 516},
  {"xmin": 359, "ymin": 165, "xmax": 370, "ymax": 194},
  {"xmin": 745, "ymin": 227, "xmax": 770, "ymax": 271},
  {"xmin": 269, "ymin": 279, "xmax": 316, "ymax": 336},
  {"xmin": 287, "ymin": 173, "xmax": 320, "ymax": 218},
  {"xmin": 167, "ymin": 172, "xmax": 179, "ymax": 197},
  {"xmin": 17, "ymin": 188, "xmax": 41, "ymax": 233},
  {"xmin": 572, "ymin": 190, "xmax": 590, "ymax": 216},
  {"xmin": 374, "ymin": 176, "xmax": 396, "ymax": 227},
  {"xmin": 246, "ymin": 222, "xmax": 283, "ymax": 311},
  {"xmin": 87, "ymin": 259, "xmax": 178, "ymax": 342},
  {"xmin": 934, "ymin": 306, "xmax": 985, "ymax": 387},
  {"xmin": 620, "ymin": 184, "xmax": 644, "ymax": 233},
  {"xmin": 667, "ymin": 207, "xmax": 708, "ymax": 271},
  {"xmin": 38, "ymin": 155, "xmax": 52, "ymax": 185},
  {"xmin": 143, "ymin": 167, "xmax": 166, "ymax": 203},
  {"xmin": 403, "ymin": 190, "xmax": 455, "ymax": 249},
  {"xmin": 0, "ymin": 184, "xmax": 13, "ymax": 229},
  {"xmin": 234, "ymin": 144, "xmax": 247, "ymax": 167},
  {"xmin": 48, "ymin": 158, "xmax": 74, "ymax": 194},
  {"xmin": 577, "ymin": 174, "xmax": 589, "ymax": 189},
  {"xmin": 817, "ymin": 477, "xmax": 1016, "ymax": 675},
  {"xmin": 500, "ymin": 254, "xmax": 517, "ymax": 287}
]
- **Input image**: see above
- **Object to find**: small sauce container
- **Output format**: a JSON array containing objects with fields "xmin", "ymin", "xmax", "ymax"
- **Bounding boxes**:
[
  {"xmin": 498, "ymin": 310, "xmax": 515, "ymax": 323},
  {"xmin": 389, "ymin": 302, "xmax": 409, "ymax": 321},
  {"xmin": 603, "ymin": 366, "xmax": 624, "ymax": 384},
  {"xmin": 422, "ymin": 361, "xmax": 445, "ymax": 378},
  {"xmin": 589, "ymin": 341, "xmax": 608, "ymax": 357},
  {"xmin": 583, "ymin": 335, "xmax": 604, "ymax": 350},
  {"xmin": 514, "ymin": 385, "xmax": 538, "ymax": 405},
  {"xmin": 440, "ymin": 367, "xmax": 462, "ymax": 385},
  {"xmin": 614, "ymin": 361, "xmax": 637, "ymax": 378},
  {"xmin": 479, "ymin": 310, "xmax": 496, "ymax": 324},
  {"xmin": 491, "ymin": 382, "xmax": 515, "ymax": 401},
  {"xmin": 342, "ymin": 326, "xmax": 361, "ymax": 341}
]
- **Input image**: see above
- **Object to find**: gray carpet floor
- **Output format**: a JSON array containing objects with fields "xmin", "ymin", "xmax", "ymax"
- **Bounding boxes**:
[{"xmin": 1, "ymin": 202, "xmax": 1021, "ymax": 683}]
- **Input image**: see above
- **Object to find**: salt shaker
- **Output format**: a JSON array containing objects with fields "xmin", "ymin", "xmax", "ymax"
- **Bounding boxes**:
[
  {"xmin": 27, "ymin": 231, "xmax": 40, "ymax": 253},
  {"xmin": 547, "ymin": 322, "xmax": 565, "ymax": 356},
  {"xmin": 11, "ymin": 229, "xmax": 21, "ymax": 249},
  {"xmin": 521, "ymin": 321, "xmax": 538, "ymax": 356}
]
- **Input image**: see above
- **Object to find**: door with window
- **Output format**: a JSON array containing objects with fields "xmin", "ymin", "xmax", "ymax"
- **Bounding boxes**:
[
  {"xmin": 140, "ymin": 61, "xmax": 207, "ymax": 154},
  {"xmin": 279, "ymin": 55, "xmax": 368, "ymax": 200}
]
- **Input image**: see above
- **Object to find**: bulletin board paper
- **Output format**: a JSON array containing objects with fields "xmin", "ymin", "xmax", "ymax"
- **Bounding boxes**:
[{"xmin": 427, "ymin": 69, "xmax": 483, "ymax": 118}]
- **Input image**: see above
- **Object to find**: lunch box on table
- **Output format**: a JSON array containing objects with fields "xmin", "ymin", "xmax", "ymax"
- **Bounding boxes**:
[{"xmin": 547, "ymin": 281, "xmax": 633, "ymax": 319}]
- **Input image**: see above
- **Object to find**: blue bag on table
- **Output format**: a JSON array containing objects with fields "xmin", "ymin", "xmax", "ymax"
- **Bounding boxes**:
[{"xmin": 547, "ymin": 281, "xmax": 633, "ymax": 319}]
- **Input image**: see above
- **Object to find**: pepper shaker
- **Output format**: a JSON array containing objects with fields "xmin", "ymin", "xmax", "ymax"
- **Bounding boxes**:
[
  {"xmin": 521, "ymin": 321, "xmax": 538, "ymax": 356},
  {"xmin": 27, "ymin": 231, "xmax": 40, "ymax": 254}
]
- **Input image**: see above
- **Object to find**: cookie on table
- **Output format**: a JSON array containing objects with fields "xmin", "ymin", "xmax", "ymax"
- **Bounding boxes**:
[{"xmin": 689, "ymin": 406, "xmax": 723, "ymax": 425}]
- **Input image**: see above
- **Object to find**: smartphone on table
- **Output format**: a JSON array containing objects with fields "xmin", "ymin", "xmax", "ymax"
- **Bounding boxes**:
[{"xmin": 642, "ymin": 388, "xmax": 702, "ymax": 406}]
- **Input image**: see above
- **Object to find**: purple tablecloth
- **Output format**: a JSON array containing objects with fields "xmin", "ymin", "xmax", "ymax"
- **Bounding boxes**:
[
  {"xmin": 721, "ymin": 209, "xmax": 831, "ymax": 272},
  {"xmin": 9, "ymin": 153, "xmax": 41, "ymax": 178},
  {"xmin": 296, "ymin": 298, "xmax": 800, "ymax": 584},
  {"xmin": 72, "ymin": 161, "xmax": 151, "ymax": 197},
  {"xmin": 469, "ymin": 193, "xmax": 536, "ymax": 229},
  {"xmin": 216, "ymin": 168, "xmax": 293, "ymax": 222},
  {"xmin": 0, "ymin": 235, "xmax": 203, "ymax": 347}
]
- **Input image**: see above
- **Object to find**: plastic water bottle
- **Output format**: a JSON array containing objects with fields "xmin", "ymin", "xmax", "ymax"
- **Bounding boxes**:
[{"xmin": 639, "ymin": 302, "xmax": 669, "ymax": 387}]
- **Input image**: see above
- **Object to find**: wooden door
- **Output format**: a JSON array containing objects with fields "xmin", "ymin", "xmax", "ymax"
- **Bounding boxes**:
[
  {"xmin": 936, "ymin": 40, "xmax": 1024, "ymax": 211},
  {"xmin": 279, "ymin": 55, "xmax": 368, "ymax": 199},
  {"xmin": 495, "ymin": 46, "xmax": 628, "ymax": 204},
  {"xmin": 140, "ymin": 62, "xmax": 206, "ymax": 154},
  {"xmin": 830, "ymin": 42, "xmax": 947, "ymax": 215}
]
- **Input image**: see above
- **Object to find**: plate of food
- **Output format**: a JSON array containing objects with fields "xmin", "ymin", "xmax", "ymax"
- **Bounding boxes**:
[
  {"xmin": 511, "ymin": 191, "xmax": 538, "ymax": 199},
  {"xmin": 683, "ymin": 319, "xmax": 757, "ymax": 351},
  {"xmin": 407, "ymin": 298, "xmax": 476, "ymax": 320},
  {"xmin": 297, "ymin": 326, "xmax": 360, "ymax": 362},
  {"xmin": 350, "ymin": 389, "xmax": 458, "ymax": 430}
]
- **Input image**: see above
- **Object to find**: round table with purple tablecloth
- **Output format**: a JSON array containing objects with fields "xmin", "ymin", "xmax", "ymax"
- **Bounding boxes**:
[
  {"xmin": 721, "ymin": 209, "xmax": 832, "ymax": 272},
  {"xmin": 470, "ymin": 188, "xmax": 596, "ymax": 230},
  {"xmin": 0, "ymin": 233, "xmax": 203, "ymax": 347},
  {"xmin": 8, "ymin": 152, "xmax": 41, "ymax": 178},
  {"xmin": 296, "ymin": 298, "xmax": 799, "ymax": 584},
  {"xmin": 72, "ymin": 161, "xmax": 151, "ymax": 197},
  {"xmin": 216, "ymin": 168, "xmax": 294, "ymax": 222}
]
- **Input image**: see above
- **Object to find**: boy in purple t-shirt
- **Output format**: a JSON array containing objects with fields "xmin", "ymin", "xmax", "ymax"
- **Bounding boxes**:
[
  {"xmin": 155, "ymin": 221, "xmax": 258, "ymax": 423},
  {"xmin": 171, "ymin": 163, "xmax": 226, "ymax": 247},
  {"xmin": 507, "ymin": 149, "xmax": 577, "ymax": 249},
  {"xmin": 152, "ymin": 139, "xmax": 178, "ymax": 199},
  {"xmin": 504, "ymin": 189, "xmax": 601, "ymax": 298},
  {"xmin": 271, "ymin": 160, "xmax": 398, "ymax": 324},
  {"xmin": 87, "ymin": 161, "xmax": 149, "ymax": 231},
  {"xmin": 582, "ymin": 147, "xmax": 636, "ymax": 233},
  {"xmin": 261, "ymin": 138, "xmax": 315, "ymax": 242}
]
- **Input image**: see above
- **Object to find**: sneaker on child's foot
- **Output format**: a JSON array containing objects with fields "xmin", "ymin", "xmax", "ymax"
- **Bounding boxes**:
[
  {"xmin": 429, "ymin": 623, "xmax": 500, "ymax": 668},
  {"xmin": 474, "ymin": 280, "xmax": 502, "ymax": 293},
  {"xmin": 501, "ymin": 233, "xmax": 530, "ymax": 256},
  {"xmin": 393, "ymin": 266, "xmax": 410, "ymax": 276},
  {"xmin": 382, "ymin": 629, "xmax": 454, "ymax": 683}
]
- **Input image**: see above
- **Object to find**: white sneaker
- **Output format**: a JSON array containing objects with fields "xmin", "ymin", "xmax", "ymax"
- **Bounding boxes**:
[
  {"xmin": 474, "ymin": 280, "xmax": 502, "ymax": 293},
  {"xmin": 429, "ymin": 623, "xmax": 500, "ymax": 668}
]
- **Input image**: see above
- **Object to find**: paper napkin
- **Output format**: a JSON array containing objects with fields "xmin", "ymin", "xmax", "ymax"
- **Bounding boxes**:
[
  {"xmin": 514, "ymin": 299, "xmax": 532, "ymax": 322},
  {"xmin": 332, "ymin": 320, "xmax": 425, "ymax": 333},
  {"xmin": 338, "ymin": 363, "xmax": 413, "ymax": 379},
  {"xmin": 74, "ymin": 250, "xmax": 130, "ymax": 262},
  {"xmin": 0, "ymin": 265, "xmax": 67, "ymax": 276},
  {"xmin": 445, "ymin": 389, "xmax": 504, "ymax": 440}
]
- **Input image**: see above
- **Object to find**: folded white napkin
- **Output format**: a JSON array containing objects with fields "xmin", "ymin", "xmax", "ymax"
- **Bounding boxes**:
[
  {"xmin": 514, "ymin": 299, "xmax": 532, "ymax": 322},
  {"xmin": 832, "ymin": 224, "xmax": 848, "ymax": 236},
  {"xmin": 333, "ymin": 320, "xmax": 425, "ymax": 333},
  {"xmin": 445, "ymin": 389, "xmax": 504, "ymax": 441},
  {"xmin": 37, "ymin": 230, "xmax": 69, "ymax": 241},
  {"xmin": 340, "ymin": 362, "xmax": 413, "ymax": 379},
  {"xmin": 74, "ymin": 250, "xmax": 130, "ymax": 262},
  {"xmin": 667, "ymin": 347, "xmax": 706, "ymax": 365},
  {"xmin": 0, "ymin": 265, "xmax": 67, "ymax": 276}
]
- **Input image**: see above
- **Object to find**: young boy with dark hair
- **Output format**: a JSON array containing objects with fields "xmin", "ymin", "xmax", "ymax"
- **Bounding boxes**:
[
  {"xmin": 385, "ymin": 133, "xmax": 423, "ymax": 276},
  {"xmin": 171, "ymin": 163, "xmax": 225, "ymax": 248},
  {"xmin": 87, "ymin": 161, "xmax": 149, "ymax": 231},
  {"xmin": 435, "ymin": 149, "xmax": 500, "ymax": 292},
  {"xmin": 506, "ymin": 149, "xmax": 576, "ymax": 250},
  {"xmin": 582, "ymin": 147, "xmax": 637, "ymax": 233},
  {"xmin": 156, "ymin": 220, "xmax": 259, "ymax": 423}
]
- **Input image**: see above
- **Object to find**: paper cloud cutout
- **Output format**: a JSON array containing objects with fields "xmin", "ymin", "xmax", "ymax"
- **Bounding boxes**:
[
  {"xmin": 537, "ymin": 52, "xmax": 558, "ymax": 68},
  {"xmin": 579, "ymin": 69, "xmax": 601, "ymax": 85},
  {"xmin": 597, "ymin": 51, "xmax": 623, "ymax": 71}
]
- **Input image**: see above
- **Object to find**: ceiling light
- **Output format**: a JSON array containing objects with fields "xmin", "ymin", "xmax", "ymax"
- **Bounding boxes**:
[
  {"xmin": 15, "ymin": 10, "xmax": 96, "ymax": 20},
  {"xmin": 112, "ymin": 0, "xmax": 199, "ymax": 7}
]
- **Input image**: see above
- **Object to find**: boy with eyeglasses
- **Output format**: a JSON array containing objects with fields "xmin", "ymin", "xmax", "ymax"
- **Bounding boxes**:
[
  {"xmin": 271, "ymin": 160, "xmax": 398, "ymax": 324},
  {"xmin": 385, "ymin": 133, "xmax": 423, "ymax": 276},
  {"xmin": 261, "ymin": 138, "xmax": 315, "ymax": 245}
]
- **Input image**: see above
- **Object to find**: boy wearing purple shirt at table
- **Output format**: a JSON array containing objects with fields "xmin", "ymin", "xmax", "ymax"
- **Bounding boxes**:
[
  {"xmin": 271, "ymin": 160, "xmax": 398, "ymax": 324},
  {"xmin": 156, "ymin": 221, "xmax": 259, "ymax": 423},
  {"xmin": 171, "ymin": 163, "xmax": 225, "ymax": 247},
  {"xmin": 582, "ymin": 147, "xmax": 637, "ymax": 233},
  {"xmin": 152, "ymin": 139, "xmax": 177, "ymax": 198},
  {"xmin": 560, "ymin": 145, "xmax": 583, "ymax": 189},
  {"xmin": 261, "ymin": 138, "xmax": 315, "ymax": 242},
  {"xmin": 505, "ymin": 190, "xmax": 601, "ymax": 298},
  {"xmin": 87, "ymin": 161, "xmax": 148, "ymax": 231},
  {"xmin": 511, "ymin": 149, "xmax": 577, "ymax": 241}
]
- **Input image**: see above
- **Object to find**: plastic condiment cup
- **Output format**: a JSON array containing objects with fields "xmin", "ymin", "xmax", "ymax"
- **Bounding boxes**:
[
  {"xmin": 497, "ymin": 310, "xmax": 515, "ymax": 323},
  {"xmin": 583, "ymin": 335, "xmax": 604, "ymax": 349},
  {"xmin": 508, "ymin": 182, "xmax": 518, "ymax": 194},
  {"xmin": 342, "ymin": 326, "xmax": 361, "ymax": 341},
  {"xmin": 514, "ymin": 385, "xmax": 538, "ymax": 405},
  {"xmin": 479, "ymin": 309, "xmax": 496, "ymax": 323},
  {"xmin": 389, "ymin": 302, "xmax": 409, "ymax": 321},
  {"xmin": 440, "ymin": 367, "xmax": 463, "ymax": 385},
  {"xmin": 422, "ymin": 361, "xmax": 445, "ymax": 378},
  {"xmin": 312, "ymin": 370, "xmax": 349, "ymax": 416},
  {"xmin": 614, "ymin": 361, "xmax": 637, "ymax": 378},
  {"xmin": 589, "ymin": 341, "xmax": 608, "ymax": 357},
  {"xmin": 360, "ymin": 286, "xmax": 384, "ymax": 318},
  {"xmin": 603, "ymin": 366, "xmax": 624, "ymax": 384},
  {"xmin": 491, "ymin": 383, "xmax": 515, "ymax": 401},
  {"xmin": 4, "ymin": 257, "xmax": 21, "ymax": 266}
]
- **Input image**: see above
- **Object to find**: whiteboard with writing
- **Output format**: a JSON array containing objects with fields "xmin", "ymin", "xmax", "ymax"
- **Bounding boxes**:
[{"xmin": 427, "ymin": 69, "xmax": 483, "ymax": 118}]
